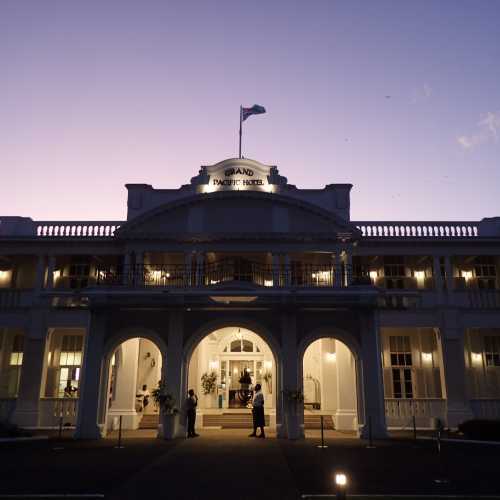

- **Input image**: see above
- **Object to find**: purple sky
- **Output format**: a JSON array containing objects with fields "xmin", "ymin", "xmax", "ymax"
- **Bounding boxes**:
[{"xmin": 2, "ymin": 1, "xmax": 500, "ymax": 222}]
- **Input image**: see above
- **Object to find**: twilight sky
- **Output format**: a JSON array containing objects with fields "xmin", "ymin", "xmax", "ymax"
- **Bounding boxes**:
[{"xmin": 2, "ymin": 0, "xmax": 500, "ymax": 222}]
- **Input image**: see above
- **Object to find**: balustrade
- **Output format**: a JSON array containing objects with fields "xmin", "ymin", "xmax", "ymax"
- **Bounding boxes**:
[
  {"xmin": 354, "ymin": 221, "xmax": 479, "ymax": 238},
  {"xmin": 36, "ymin": 222, "xmax": 122, "ymax": 238},
  {"xmin": 39, "ymin": 398, "xmax": 79, "ymax": 427},
  {"xmin": 384, "ymin": 398, "xmax": 446, "ymax": 428},
  {"xmin": 95, "ymin": 260, "xmax": 351, "ymax": 289}
]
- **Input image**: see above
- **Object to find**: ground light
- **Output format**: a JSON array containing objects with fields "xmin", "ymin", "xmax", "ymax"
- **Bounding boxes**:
[{"xmin": 334, "ymin": 472, "xmax": 347, "ymax": 499}]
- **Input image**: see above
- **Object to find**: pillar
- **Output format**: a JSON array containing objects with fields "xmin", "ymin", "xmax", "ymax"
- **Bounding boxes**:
[
  {"xmin": 107, "ymin": 338, "xmax": 141, "ymax": 430},
  {"xmin": 46, "ymin": 255, "xmax": 56, "ymax": 289},
  {"xmin": 195, "ymin": 252, "xmax": 205, "ymax": 287},
  {"xmin": 343, "ymin": 249, "xmax": 353, "ymax": 286},
  {"xmin": 444, "ymin": 255, "xmax": 454, "ymax": 292},
  {"xmin": 283, "ymin": 254, "xmax": 291, "ymax": 287},
  {"xmin": 74, "ymin": 311, "xmax": 106, "ymax": 439},
  {"xmin": 359, "ymin": 310, "xmax": 388, "ymax": 438},
  {"xmin": 164, "ymin": 309, "xmax": 185, "ymax": 438},
  {"xmin": 440, "ymin": 326, "xmax": 473, "ymax": 427},
  {"xmin": 278, "ymin": 311, "xmax": 301, "ymax": 439},
  {"xmin": 272, "ymin": 253, "xmax": 281, "ymax": 287},
  {"xmin": 184, "ymin": 252, "xmax": 193, "ymax": 287},
  {"xmin": 335, "ymin": 340, "xmax": 358, "ymax": 430},
  {"xmin": 135, "ymin": 251, "xmax": 144, "ymax": 286},
  {"xmin": 122, "ymin": 252, "xmax": 131, "ymax": 286},
  {"xmin": 12, "ymin": 311, "xmax": 47, "ymax": 427},
  {"xmin": 334, "ymin": 252, "xmax": 342, "ymax": 288},
  {"xmin": 34, "ymin": 255, "xmax": 45, "ymax": 291}
]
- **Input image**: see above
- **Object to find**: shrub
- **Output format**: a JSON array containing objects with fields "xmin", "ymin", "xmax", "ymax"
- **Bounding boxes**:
[
  {"xmin": 0, "ymin": 420, "xmax": 32, "ymax": 438},
  {"xmin": 458, "ymin": 419, "xmax": 500, "ymax": 441}
]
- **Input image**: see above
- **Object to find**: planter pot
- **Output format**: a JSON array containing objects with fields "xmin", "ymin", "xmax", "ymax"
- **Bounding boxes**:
[{"xmin": 160, "ymin": 414, "xmax": 176, "ymax": 440}]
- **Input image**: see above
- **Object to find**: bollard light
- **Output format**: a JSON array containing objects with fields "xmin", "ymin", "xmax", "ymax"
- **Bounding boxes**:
[{"xmin": 334, "ymin": 472, "xmax": 347, "ymax": 499}]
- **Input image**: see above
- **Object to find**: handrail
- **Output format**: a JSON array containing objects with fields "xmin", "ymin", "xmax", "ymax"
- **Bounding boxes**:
[{"xmin": 353, "ymin": 221, "xmax": 479, "ymax": 238}]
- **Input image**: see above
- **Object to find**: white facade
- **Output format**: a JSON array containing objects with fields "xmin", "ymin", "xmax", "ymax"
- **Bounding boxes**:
[{"xmin": 1, "ymin": 157, "xmax": 500, "ymax": 439}]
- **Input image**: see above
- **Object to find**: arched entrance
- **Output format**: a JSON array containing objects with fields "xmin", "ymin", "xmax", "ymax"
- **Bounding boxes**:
[
  {"xmin": 301, "ymin": 337, "xmax": 359, "ymax": 437},
  {"xmin": 100, "ymin": 335, "xmax": 165, "ymax": 436},
  {"xmin": 187, "ymin": 326, "xmax": 277, "ymax": 431}
]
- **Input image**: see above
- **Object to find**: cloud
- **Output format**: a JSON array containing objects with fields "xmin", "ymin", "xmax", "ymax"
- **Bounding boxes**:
[
  {"xmin": 457, "ymin": 110, "xmax": 500, "ymax": 150},
  {"xmin": 411, "ymin": 83, "xmax": 432, "ymax": 103}
]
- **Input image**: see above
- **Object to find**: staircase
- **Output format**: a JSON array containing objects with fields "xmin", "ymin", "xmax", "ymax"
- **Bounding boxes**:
[
  {"xmin": 304, "ymin": 414, "xmax": 334, "ymax": 429},
  {"xmin": 203, "ymin": 412, "xmax": 270, "ymax": 428},
  {"xmin": 139, "ymin": 414, "xmax": 159, "ymax": 429}
]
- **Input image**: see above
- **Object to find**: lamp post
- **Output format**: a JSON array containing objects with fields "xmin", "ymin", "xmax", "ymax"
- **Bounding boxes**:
[{"xmin": 334, "ymin": 472, "xmax": 347, "ymax": 499}]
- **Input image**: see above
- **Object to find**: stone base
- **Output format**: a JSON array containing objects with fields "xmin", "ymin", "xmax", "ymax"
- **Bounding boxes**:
[
  {"xmin": 359, "ymin": 419, "xmax": 388, "ymax": 439},
  {"xmin": 74, "ymin": 423, "xmax": 103, "ymax": 440},
  {"xmin": 107, "ymin": 410, "xmax": 141, "ymax": 431},
  {"xmin": 335, "ymin": 410, "xmax": 358, "ymax": 431}
]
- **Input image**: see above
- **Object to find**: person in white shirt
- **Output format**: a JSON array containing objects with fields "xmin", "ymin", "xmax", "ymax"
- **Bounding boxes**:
[{"xmin": 249, "ymin": 383, "xmax": 265, "ymax": 438}]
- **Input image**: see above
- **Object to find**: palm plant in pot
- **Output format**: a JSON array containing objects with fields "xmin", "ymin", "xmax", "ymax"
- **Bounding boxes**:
[{"xmin": 152, "ymin": 381, "xmax": 179, "ymax": 439}]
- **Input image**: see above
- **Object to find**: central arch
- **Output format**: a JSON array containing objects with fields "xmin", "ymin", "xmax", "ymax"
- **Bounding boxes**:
[{"xmin": 185, "ymin": 322, "xmax": 280, "ymax": 432}]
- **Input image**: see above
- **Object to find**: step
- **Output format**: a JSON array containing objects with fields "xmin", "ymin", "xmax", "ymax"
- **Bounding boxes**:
[{"xmin": 139, "ymin": 414, "xmax": 160, "ymax": 429}]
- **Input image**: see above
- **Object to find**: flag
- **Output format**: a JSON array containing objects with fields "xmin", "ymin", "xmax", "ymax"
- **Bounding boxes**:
[{"xmin": 242, "ymin": 104, "xmax": 266, "ymax": 121}]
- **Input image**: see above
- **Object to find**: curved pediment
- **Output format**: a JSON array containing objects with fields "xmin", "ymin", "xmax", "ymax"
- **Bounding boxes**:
[{"xmin": 116, "ymin": 190, "xmax": 359, "ymax": 241}]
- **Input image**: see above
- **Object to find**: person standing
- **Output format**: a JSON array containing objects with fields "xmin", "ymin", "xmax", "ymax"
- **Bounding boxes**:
[
  {"xmin": 249, "ymin": 383, "xmax": 265, "ymax": 438},
  {"xmin": 186, "ymin": 389, "xmax": 199, "ymax": 438}
]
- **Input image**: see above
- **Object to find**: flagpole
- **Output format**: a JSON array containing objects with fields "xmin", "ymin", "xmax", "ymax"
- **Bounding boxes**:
[{"xmin": 239, "ymin": 105, "xmax": 242, "ymax": 159}]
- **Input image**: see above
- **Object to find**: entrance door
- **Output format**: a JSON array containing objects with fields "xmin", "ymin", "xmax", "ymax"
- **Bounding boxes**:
[{"xmin": 228, "ymin": 360, "xmax": 254, "ymax": 408}]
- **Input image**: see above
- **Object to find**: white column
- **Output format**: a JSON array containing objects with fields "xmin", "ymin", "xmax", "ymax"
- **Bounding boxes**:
[
  {"xmin": 122, "ymin": 253, "xmax": 131, "ymax": 286},
  {"xmin": 12, "ymin": 311, "xmax": 47, "ymax": 427},
  {"xmin": 444, "ymin": 255, "xmax": 454, "ymax": 292},
  {"xmin": 195, "ymin": 252, "xmax": 205, "ymax": 287},
  {"xmin": 107, "ymin": 338, "xmax": 140, "ymax": 430},
  {"xmin": 74, "ymin": 312, "xmax": 106, "ymax": 439},
  {"xmin": 46, "ymin": 255, "xmax": 56, "ymax": 289},
  {"xmin": 135, "ymin": 251, "xmax": 144, "ymax": 286},
  {"xmin": 440, "ymin": 327, "xmax": 473, "ymax": 427},
  {"xmin": 279, "ymin": 312, "xmax": 301, "ymax": 439},
  {"xmin": 283, "ymin": 254, "xmax": 291, "ymax": 287},
  {"xmin": 335, "ymin": 340, "xmax": 358, "ymax": 430},
  {"xmin": 165, "ymin": 310, "xmax": 186, "ymax": 438},
  {"xmin": 334, "ymin": 252, "xmax": 342, "ymax": 288},
  {"xmin": 343, "ymin": 249, "xmax": 353, "ymax": 286},
  {"xmin": 359, "ymin": 310, "xmax": 388, "ymax": 438},
  {"xmin": 272, "ymin": 253, "xmax": 281, "ymax": 287},
  {"xmin": 184, "ymin": 252, "xmax": 193, "ymax": 287},
  {"xmin": 34, "ymin": 255, "xmax": 45, "ymax": 291}
]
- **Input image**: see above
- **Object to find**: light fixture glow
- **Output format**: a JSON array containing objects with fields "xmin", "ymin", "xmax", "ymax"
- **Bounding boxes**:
[
  {"xmin": 472, "ymin": 352, "xmax": 482, "ymax": 363},
  {"xmin": 264, "ymin": 360, "xmax": 272, "ymax": 370},
  {"xmin": 335, "ymin": 473, "xmax": 347, "ymax": 487},
  {"xmin": 461, "ymin": 270, "xmax": 473, "ymax": 282},
  {"xmin": 369, "ymin": 270, "xmax": 378, "ymax": 282},
  {"xmin": 326, "ymin": 352, "xmax": 336, "ymax": 362},
  {"xmin": 264, "ymin": 279, "xmax": 273, "ymax": 287},
  {"xmin": 422, "ymin": 352, "xmax": 432, "ymax": 363}
]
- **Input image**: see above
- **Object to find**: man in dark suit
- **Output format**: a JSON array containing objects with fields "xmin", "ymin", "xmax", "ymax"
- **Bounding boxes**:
[{"xmin": 186, "ymin": 389, "xmax": 199, "ymax": 438}]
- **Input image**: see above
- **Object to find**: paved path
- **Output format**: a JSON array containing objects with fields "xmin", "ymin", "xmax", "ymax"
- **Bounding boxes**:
[{"xmin": 109, "ymin": 429, "xmax": 300, "ymax": 500}]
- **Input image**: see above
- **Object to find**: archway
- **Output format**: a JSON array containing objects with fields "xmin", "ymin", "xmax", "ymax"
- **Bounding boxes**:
[
  {"xmin": 101, "ymin": 335, "xmax": 165, "ymax": 435},
  {"xmin": 187, "ymin": 326, "xmax": 277, "ymax": 431},
  {"xmin": 302, "ymin": 337, "xmax": 359, "ymax": 437}
]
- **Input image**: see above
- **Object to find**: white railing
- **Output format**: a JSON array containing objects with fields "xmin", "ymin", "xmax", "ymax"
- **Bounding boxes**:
[
  {"xmin": 470, "ymin": 399, "xmax": 500, "ymax": 419},
  {"xmin": 39, "ymin": 398, "xmax": 79, "ymax": 427},
  {"xmin": 385, "ymin": 398, "xmax": 446, "ymax": 428},
  {"xmin": 36, "ymin": 222, "xmax": 123, "ymax": 238},
  {"xmin": 354, "ymin": 221, "xmax": 479, "ymax": 238},
  {"xmin": 0, "ymin": 398, "xmax": 17, "ymax": 422}
]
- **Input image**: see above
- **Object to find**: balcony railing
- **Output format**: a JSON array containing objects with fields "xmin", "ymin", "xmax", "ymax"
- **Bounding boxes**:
[
  {"xmin": 0, "ymin": 289, "xmax": 34, "ymax": 309},
  {"xmin": 96, "ymin": 261, "xmax": 351, "ymax": 289},
  {"xmin": 354, "ymin": 221, "xmax": 479, "ymax": 238},
  {"xmin": 36, "ymin": 221, "xmax": 122, "ymax": 237},
  {"xmin": 470, "ymin": 399, "xmax": 500, "ymax": 419},
  {"xmin": 385, "ymin": 398, "xmax": 446, "ymax": 428},
  {"xmin": 39, "ymin": 398, "xmax": 79, "ymax": 427}
]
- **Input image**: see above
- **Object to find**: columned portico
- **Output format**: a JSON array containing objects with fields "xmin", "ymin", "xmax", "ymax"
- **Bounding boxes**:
[
  {"xmin": 75, "ymin": 311, "xmax": 105, "ymax": 439},
  {"xmin": 440, "ymin": 322, "xmax": 474, "ymax": 427},
  {"xmin": 12, "ymin": 311, "xmax": 47, "ymax": 427},
  {"xmin": 359, "ymin": 310, "xmax": 388, "ymax": 439}
]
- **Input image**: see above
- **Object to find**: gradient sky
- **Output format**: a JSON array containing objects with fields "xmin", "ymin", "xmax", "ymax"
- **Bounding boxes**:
[{"xmin": 2, "ymin": 0, "xmax": 500, "ymax": 222}]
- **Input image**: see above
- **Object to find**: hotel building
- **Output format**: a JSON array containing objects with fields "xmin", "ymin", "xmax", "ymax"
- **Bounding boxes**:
[{"xmin": 1, "ymin": 158, "xmax": 499, "ymax": 439}]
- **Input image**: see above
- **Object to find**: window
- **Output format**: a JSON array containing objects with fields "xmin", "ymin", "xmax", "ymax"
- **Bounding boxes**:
[
  {"xmin": 229, "ymin": 338, "xmax": 257, "ymax": 353},
  {"xmin": 475, "ymin": 257, "xmax": 497, "ymax": 290},
  {"xmin": 9, "ymin": 334, "xmax": 24, "ymax": 366},
  {"xmin": 485, "ymin": 336, "xmax": 500, "ymax": 367},
  {"xmin": 389, "ymin": 335, "xmax": 413, "ymax": 398},
  {"xmin": 58, "ymin": 335, "xmax": 83, "ymax": 397},
  {"xmin": 384, "ymin": 256, "xmax": 406, "ymax": 289}
]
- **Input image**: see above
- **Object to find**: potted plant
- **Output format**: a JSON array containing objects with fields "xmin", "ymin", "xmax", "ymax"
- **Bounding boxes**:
[
  {"xmin": 152, "ymin": 381, "xmax": 179, "ymax": 439},
  {"xmin": 201, "ymin": 371, "xmax": 217, "ymax": 408},
  {"xmin": 282, "ymin": 389, "xmax": 304, "ymax": 440}
]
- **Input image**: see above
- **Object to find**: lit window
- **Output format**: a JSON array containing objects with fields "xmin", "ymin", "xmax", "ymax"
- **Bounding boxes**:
[
  {"xmin": 58, "ymin": 335, "xmax": 84, "ymax": 397},
  {"xmin": 484, "ymin": 336, "xmax": 500, "ymax": 367},
  {"xmin": 9, "ymin": 335, "xmax": 24, "ymax": 366},
  {"xmin": 389, "ymin": 335, "xmax": 413, "ymax": 398}
]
